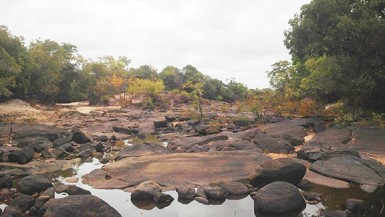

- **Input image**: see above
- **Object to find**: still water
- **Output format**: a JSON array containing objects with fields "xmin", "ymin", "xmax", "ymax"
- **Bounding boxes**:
[{"xmin": 52, "ymin": 158, "xmax": 384, "ymax": 217}]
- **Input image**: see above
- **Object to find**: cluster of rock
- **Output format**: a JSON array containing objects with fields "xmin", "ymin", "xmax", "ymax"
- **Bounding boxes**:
[{"xmin": 0, "ymin": 174, "xmax": 120, "ymax": 217}]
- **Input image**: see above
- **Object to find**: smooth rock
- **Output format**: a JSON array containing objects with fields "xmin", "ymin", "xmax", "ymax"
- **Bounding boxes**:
[
  {"xmin": 221, "ymin": 182, "xmax": 250, "ymax": 195},
  {"xmin": 176, "ymin": 185, "xmax": 195, "ymax": 199},
  {"xmin": 131, "ymin": 181, "xmax": 162, "ymax": 200},
  {"xmin": 203, "ymin": 186, "xmax": 228, "ymax": 200},
  {"xmin": 346, "ymin": 198, "xmax": 367, "ymax": 213},
  {"xmin": 18, "ymin": 175, "xmax": 53, "ymax": 195}
]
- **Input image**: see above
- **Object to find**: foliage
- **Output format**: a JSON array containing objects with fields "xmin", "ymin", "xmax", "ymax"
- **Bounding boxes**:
[
  {"xmin": 282, "ymin": 0, "xmax": 385, "ymax": 112},
  {"xmin": 126, "ymin": 78, "xmax": 164, "ymax": 107},
  {"xmin": 159, "ymin": 66, "xmax": 183, "ymax": 91}
]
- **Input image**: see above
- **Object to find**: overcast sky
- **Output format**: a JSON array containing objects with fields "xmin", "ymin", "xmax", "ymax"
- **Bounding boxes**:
[{"xmin": 0, "ymin": 0, "xmax": 310, "ymax": 89}]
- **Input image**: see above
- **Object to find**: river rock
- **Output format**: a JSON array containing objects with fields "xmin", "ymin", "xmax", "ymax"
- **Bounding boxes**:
[
  {"xmin": 16, "ymin": 136, "xmax": 52, "ymax": 152},
  {"xmin": 311, "ymin": 155, "xmax": 385, "ymax": 185},
  {"xmin": 194, "ymin": 196, "xmax": 209, "ymax": 205},
  {"xmin": 251, "ymin": 158, "xmax": 306, "ymax": 187},
  {"xmin": 7, "ymin": 147, "xmax": 34, "ymax": 164},
  {"xmin": 176, "ymin": 185, "xmax": 195, "ymax": 199},
  {"xmin": 7, "ymin": 124, "xmax": 65, "ymax": 141},
  {"xmin": 131, "ymin": 181, "xmax": 162, "ymax": 200},
  {"xmin": 203, "ymin": 186, "xmax": 228, "ymax": 200},
  {"xmin": 263, "ymin": 119, "xmax": 309, "ymax": 139},
  {"xmin": 54, "ymin": 184, "xmax": 91, "ymax": 195},
  {"xmin": 71, "ymin": 128, "xmax": 89, "ymax": 144},
  {"xmin": 154, "ymin": 121, "xmax": 168, "ymax": 129},
  {"xmin": 297, "ymin": 147, "xmax": 360, "ymax": 162},
  {"xmin": 153, "ymin": 192, "xmax": 174, "ymax": 204},
  {"xmin": 18, "ymin": 175, "xmax": 53, "ymax": 195},
  {"xmin": 0, "ymin": 174, "xmax": 12, "ymax": 188},
  {"xmin": 346, "ymin": 198, "xmax": 367, "ymax": 214},
  {"xmin": 94, "ymin": 142, "xmax": 105, "ymax": 152},
  {"xmin": 9, "ymin": 194, "xmax": 34, "ymax": 213},
  {"xmin": 307, "ymin": 126, "xmax": 351, "ymax": 147},
  {"xmin": 43, "ymin": 195, "xmax": 121, "ymax": 217},
  {"xmin": 253, "ymin": 181, "xmax": 305, "ymax": 214},
  {"xmin": 115, "ymin": 143, "xmax": 170, "ymax": 160},
  {"xmin": 253, "ymin": 134, "xmax": 294, "ymax": 153},
  {"xmin": 221, "ymin": 182, "xmax": 250, "ymax": 195},
  {"xmin": 77, "ymin": 149, "xmax": 93, "ymax": 159},
  {"xmin": 2, "ymin": 206, "xmax": 26, "ymax": 217},
  {"xmin": 59, "ymin": 143, "xmax": 74, "ymax": 152},
  {"xmin": 112, "ymin": 126, "xmax": 139, "ymax": 135}
]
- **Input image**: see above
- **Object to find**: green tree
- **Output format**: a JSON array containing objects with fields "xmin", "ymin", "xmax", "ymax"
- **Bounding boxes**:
[
  {"xmin": 0, "ymin": 26, "xmax": 25, "ymax": 99},
  {"xmin": 284, "ymin": 0, "xmax": 385, "ymax": 111},
  {"xmin": 129, "ymin": 65, "xmax": 158, "ymax": 80},
  {"xmin": 159, "ymin": 66, "xmax": 183, "ymax": 91}
]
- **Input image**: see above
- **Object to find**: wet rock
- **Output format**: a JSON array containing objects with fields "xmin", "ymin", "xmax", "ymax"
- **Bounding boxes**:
[
  {"xmin": 154, "ymin": 121, "xmax": 168, "ymax": 129},
  {"xmin": 71, "ymin": 128, "xmax": 89, "ymax": 144},
  {"xmin": 43, "ymin": 195, "xmax": 121, "ymax": 217},
  {"xmin": 18, "ymin": 175, "xmax": 53, "ymax": 195},
  {"xmin": 346, "ymin": 198, "xmax": 367, "ymax": 214},
  {"xmin": 54, "ymin": 184, "xmax": 91, "ymax": 195},
  {"xmin": 194, "ymin": 196, "xmax": 209, "ymax": 205},
  {"xmin": 176, "ymin": 185, "xmax": 195, "ymax": 199},
  {"xmin": 251, "ymin": 158, "xmax": 306, "ymax": 187},
  {"xmin": 8, "ymin": 147, "xmax": 34, "ymax": 164},
  {"xmin": 253, "ymin": 181, "xmax": 305, "ymax": 214},
  {"xmin": 311, "ymin": 155, "xmax": 385, "ymax": 185},
  {"xmin": 153, "ymin": 192, "xmax": 174, "ymax": 204},
  {"xmin": 9, "ymin": 194, "xmax": 34, "ymax": 213},
  {"xmin": 253, "ymin": 134, "xmax": 294, "ymax": 153},
  {"xmin": 131, "ymin": 181, "xmax": 162, "ymax": 200},
  {"xmin": 221, "ymin": 182, "xmax": 250, "ymax": 195},
  {"xmin": 203, "ymin": 186, "xmax": 228, "ymax": 200},
  {"xmin": 0, "ymin": 174, "xmax": 12, "ymax": 188}
]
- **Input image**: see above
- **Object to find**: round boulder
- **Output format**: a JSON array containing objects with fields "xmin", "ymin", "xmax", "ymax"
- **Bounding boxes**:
[
  {"xmin": 43, "ymin": 195, "xmax": 121, "ymax": 217},
  {"xmin": 18, "ymin": 175, "xmax": 53, "ymax": 195},
  {"xmin": 131, "ymin": 181, "xmax": 161, "ymax": 200},
  {"xmin": 203, "ymin": 186, "xmax": 228, "ymax": 200},
  {"xmin": 253, "ymin": 181, "xmax": 305, "ymax": 214},
  {"xmin": 176, "ymin": 185, "xmax": 195, "ymax": 199}
]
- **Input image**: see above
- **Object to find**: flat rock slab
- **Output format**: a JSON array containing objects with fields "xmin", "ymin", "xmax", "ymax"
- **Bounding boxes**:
[
  {"xmin": 307, "ymin": 126, "xmax": 351, "ymax": 147},
  {"xmin": 350, "ymin": 126, "xmax": 385, "ymax": 156},
  {"xmin": 262, "ymin": 119, "xmax": 309, "ymax": 138},
  {"xmin": 83, "ymin": 151, "xmax": 271, "ymax": 190},
  {"xmin": 304, "ymin": 171, "xmax": 350, "ymax": 189},
  {"xmin": 311, "ymin": 155, "xmax": 385, "ymax": 185}
]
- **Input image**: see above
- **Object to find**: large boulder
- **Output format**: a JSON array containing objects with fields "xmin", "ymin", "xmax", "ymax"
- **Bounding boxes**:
[
  {"xmin": 131, "ymin": 181, "xmax": 162, "ymax": 200},
  {"xmin": 71, "ymin": 128, "xmax": 89, "ymax": 144},
  {"xmin": 203, "ymin": 186, "xmax": 228, "ymax": 200},
  {"xmin": 16, "ymin": 136, "xmax": 52, "ymax": 152},
  {"xmin": 8, "ymin": 147, "xmax": 34, "ymax": 164},
  {"xmin": 221, "ymin": 182, "xmax": 250, "ymax": 195},
  {"xmin": 176, "ymin": 185, "xmax": 195, "ymax": 199},
  {"xmin": 43, "ymin": 195, "xmax": 121, "ymax": 217},
  {"xmin": 297, "ymin": 147, "xmax": 360, "ymax": 162},
  {"xmin": 8, "ymin": 194, "xmax": 34, "ymax": 213},
  {"xmin": 311, "ymin": 155, "xmax": 385, "ymax": 185},
  {"xmin": 253, "ymin": 181, "xmax": 305, "ymax": 214},
  {"xmin": 9, "ymin": 124, "xmax": 65, "ymax": 141},
  {"xmin": 253, "ymin": 134, "xmax": 294, "ymax": 153},
  {"xmin": 54, "ymin": 185, "xmax": 91, "ymax": 195},
  {"xmin": 250, "ymin": 158, "xmax": 306, "ymax": 187},
  {"xmin": 0, "ymin": 174, "xmax": 13, "ymax": 188},
  {"xmin": 18, "ymin": 175, "xmax": 53, "ymax": 195}
]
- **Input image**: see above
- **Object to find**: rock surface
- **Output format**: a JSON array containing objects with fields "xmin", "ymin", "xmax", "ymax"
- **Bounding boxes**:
[
  {"xmin": 43, "ymin": 195, "xmax": 121, "ymax": 217},
  {"xmin": 253, "ymin": 181, "xmax": 305, "ymax": 214},
  {"xmin": 18, "ymin": 175, "xmax": 53, "ymax": 195}
]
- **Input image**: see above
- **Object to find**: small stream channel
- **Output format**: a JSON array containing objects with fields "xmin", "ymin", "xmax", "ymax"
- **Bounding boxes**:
[{"xmin": 2, "ymin": 157, "xmax": 380, "ymax": 217}]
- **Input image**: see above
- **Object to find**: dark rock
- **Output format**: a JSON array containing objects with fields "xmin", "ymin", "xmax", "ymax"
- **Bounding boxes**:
[
  {"xmin": 346, "ymin": 198, "xmax": 367, "ymax": 214},
  {"xmin": 112, "ymin": 126, "xmax": 139, "ymax": 135},
  {"xmin": 54, "ymin": 148, "xmax": 68, "ymax": 158},
  {"xmin": 253, "ymin": 181, "xmax": 305, "ymax": 214},
  {"xmin": 54, "ymin": 184, "xmax": 91, "ymax": 195},
  {"xmin": 195, "ymin": 125, "xmax": 220, "ymax": 135},
  {"xmin": 9, "ymin": 194, "xmax": 34, "ymax": 212},
  {"xmin": 8, "ymin": 146, "xmax": 34, "ymax": 164},
  {"xmin": 195, "ymin": 186, "xmax": 206, "ymax": 198},
  {"xmin": 18, "ymin": 175, "xmax": 53, "ymax": 195},
  {"xmin": 40, "ymin": 149, "xmax": 53, "ymax": 158},
  {"xmin": 313, "ymin": 124, "xmax": 326, "ymax": 133},
  {"xmin": 2, "ymin": 206, "xmax": 26, "ymax": 217},
  {"xmin": 233, "ymin": 119, "xmax": 255, "ymax": 127},
  {"xmin": 71, "ymin": 128, "xmax": 89, "ymax": 144},
  {"xmin": 307, "ymin": 126, "xmax": 351, "ymax": 147},
  {"xmin": 10, "ymin": 124, "xmax": 65, "ymax": 142},
  {"xmin": 251, "ymin": 158, "xmax": 307, "ymax": 187},
  {"xmin": 297, "ymin": 179, "xmax": 311, "ymax": 189},
  {"xmin": 203, "ymin": 186, "xmax": 228, "ymax": 200},
  {"xmin": 115, "ymin": 143, "xmax": 170, "ymax": 160},
  {"xmin": 153, "ymin": 192, "xmax": 174, "ymax": 204},
  {"xmin": 154, "ymin": 121, "xmax": 168, "ymax": 129},
  {"xmin": 164, "ymin": 114, "xmax": 177, "ymax": 122},
  {"xmin": 16, "ymin": 136, "xmax": 52, "ymax": 152},
  {"xmin": 59, "ymin": 143, "xmax": 74, "ymax": 152},
  {"xmin": 96, "ymin": 135, "xmax": 108, "ymax": 142},
  {"xmin": 94, "ymin": 142, "xmax": 105, "ymax": 152},
  {"xmin": 77, "ymin": 149, "xmax": 93, "ymax": 159},
  {"xmin": 280, "ymin": 134, "xmax": 304, "ymax": 146},
  {"xmin": 297, "ymin": 147, "xmax": 360, "ymax": 162},
  {"xmin": 311, "ymin": 155, "xmax": 385, "ymax": 185},
  {"xmin": 221, "ymin": 182, "xmax": 250, "ymax": 195},
  {"xmin": 79, "ymin": 143, "xmax": 96, "ymax": 153},
  {"xmin": 176, "ymin": 185, "xmax": 195, "ymax": 199},
  {"xmin": 253, "ymin": 134, "xmax": 294, "ymax": 153},
  {"xmin": 323, "ymin": 210, "xmax": 351, "ymax": 217},
  {"xmin": 194, "ymin": 196, "xmax": 209, "ymax": 205},
  {"xmin": 43, "ymin": 195, "xmax": 121, "ymax": 217},
  {"xmin": 53, "ymin": 136, "xmax": 72, "ymax": 148},
  {"xmin": 131, "ymin": 181, "xmax": 162, "ymax": 200},
  {"xmin": 0, "ymin": 174, "xmax": 12, "ymax": 188},
  {"xmin": 263, "ymin": 119, "xmax": 308, "ymax": 139}
]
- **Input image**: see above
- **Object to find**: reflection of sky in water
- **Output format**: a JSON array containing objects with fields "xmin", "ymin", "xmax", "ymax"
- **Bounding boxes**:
[{"xmin": 53, "ymin": 158, "xmax": 325, "ymax": 217}]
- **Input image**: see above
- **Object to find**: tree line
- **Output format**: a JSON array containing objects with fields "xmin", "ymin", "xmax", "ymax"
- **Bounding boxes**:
[
  {"xmin": 268, "ymin": 0, "xmax": 385, "ymax": 113},
  {"xmin": 0, "ymin": 25, "xmax": 249, "ymax": 105}
]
